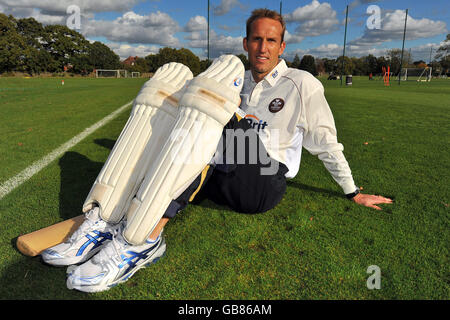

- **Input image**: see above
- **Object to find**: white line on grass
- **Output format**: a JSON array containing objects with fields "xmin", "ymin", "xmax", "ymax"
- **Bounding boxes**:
[{"xmin": 0, "ymin": 100, "xmax": 134, "ymax": 201}]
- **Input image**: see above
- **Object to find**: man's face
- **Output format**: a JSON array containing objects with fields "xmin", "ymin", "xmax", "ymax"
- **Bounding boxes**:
[{"xmin": 243, "ymin": 17, "xmax": 286, "ymax": 82}]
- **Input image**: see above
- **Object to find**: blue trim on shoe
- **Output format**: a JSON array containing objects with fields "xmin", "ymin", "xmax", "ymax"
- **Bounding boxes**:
[
  {"xmin": 118, "ymin": 241, "xmax": 160, "ymax": 276},
  {"xmin": 76, "ymin": 230, "xmax": 113, "ymax": 256}
]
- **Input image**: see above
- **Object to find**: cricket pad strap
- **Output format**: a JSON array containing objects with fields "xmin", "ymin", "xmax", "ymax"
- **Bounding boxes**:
[
  {"xmin": 82, "ymin": 63, "xmax": 193, "ymax": 223},
  {"xmin": 123, "ymin": 55, "xmax": 244, "ymax": 245}
]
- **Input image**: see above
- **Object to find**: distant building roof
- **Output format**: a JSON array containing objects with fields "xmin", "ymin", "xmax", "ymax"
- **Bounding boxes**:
[{"xmin": 123, "ymin": 56, "xmax": 139, "ymax": 66}]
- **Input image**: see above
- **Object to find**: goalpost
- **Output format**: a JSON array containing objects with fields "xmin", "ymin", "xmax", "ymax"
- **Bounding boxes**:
[
  {"xmin": 95, "ymin": 69, "xmax": 128, "ymax": 78},
  {"xmin": 399, "ymin": 67, "xmax": 432, "ymax": 82},
  {"xmin": 131, "ymin": 72, "xmax": 141, "ymax": 78}
]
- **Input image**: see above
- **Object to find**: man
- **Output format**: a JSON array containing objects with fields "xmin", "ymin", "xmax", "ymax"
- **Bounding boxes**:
[
  {"xmin": 240, "ymin": 9, "xmax": 392, "ymax": 209},
  {"xmin": 42, "ymin": 8, "xmax": 392, "ymax": 292}
]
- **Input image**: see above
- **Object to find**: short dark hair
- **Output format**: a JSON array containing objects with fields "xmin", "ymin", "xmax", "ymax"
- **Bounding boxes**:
[{"xmin": 246, "ymin": 8, "xmax": 286, "ymax": 42}]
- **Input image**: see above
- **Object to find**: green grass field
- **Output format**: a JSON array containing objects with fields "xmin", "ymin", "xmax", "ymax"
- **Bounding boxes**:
[{"xmin": 0, "ymin": 76, "xmax": 448, "ymax": 300}]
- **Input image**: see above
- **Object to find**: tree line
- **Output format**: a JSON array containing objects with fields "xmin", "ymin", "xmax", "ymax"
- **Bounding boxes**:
[
  {"xmin": 1, "ymin": 13, "xmax": 449, "ymax": 77},
  {"xmin": 288, "ymin": 44, "xmax": 450, "ymax": 77},
  {"xmin": 124, "ymin": 41, "xmax": 450, "ymax": 78},
  {"xmin": 0, "ymin": 13, "xmax": 121, "ymax": 75}
]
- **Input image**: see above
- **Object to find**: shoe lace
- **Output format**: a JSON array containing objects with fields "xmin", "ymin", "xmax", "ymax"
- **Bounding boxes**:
[
  {"xmin": 68, "ymin": 208, "xmax": 103, "ymax": 243},
  {"xmin": 93, "ymin": 228, "xmax": 126, "ymax": 266}
]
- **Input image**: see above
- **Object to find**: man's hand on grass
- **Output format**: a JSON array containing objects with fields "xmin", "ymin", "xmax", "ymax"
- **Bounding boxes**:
[{"xmin": 352, "ymin": 193, "xmax": 393, "ymax": 210}]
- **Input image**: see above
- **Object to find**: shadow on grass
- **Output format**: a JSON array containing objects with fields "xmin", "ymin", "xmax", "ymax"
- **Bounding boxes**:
[
  {"xmin": 4, "ymin": 151, "xmax": 105, "ymax": 299},
  {"xmin": 286, "ymin": 180, "xmax": 343, "ymax": 199},
  {"xmin": 93, "ymin": 138, "xmax": 116, "ymax": 151},
  {"xmin": 58, "ymin": 151, "xmax": 106, "ymax": 221}
]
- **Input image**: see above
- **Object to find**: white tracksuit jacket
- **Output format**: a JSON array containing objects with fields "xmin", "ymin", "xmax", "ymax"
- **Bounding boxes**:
[{"xmin": 239, "ymin": 59, "xmax": 358, "ymax": 195}]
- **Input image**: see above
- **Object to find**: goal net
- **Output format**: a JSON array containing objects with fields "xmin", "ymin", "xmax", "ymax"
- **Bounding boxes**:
[
  {"xmin": 95, "ymin": 69, "xmax": 128, "ymax": 78},
  {"xmin": 399, "ymin": 67, "xmax": 432, "ymax": 82}
]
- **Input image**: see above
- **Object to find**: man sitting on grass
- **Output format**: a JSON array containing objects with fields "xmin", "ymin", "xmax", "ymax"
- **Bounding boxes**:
[{"xmin": 41, "ymin": 8, "xmax": 392, "ymax": 293}]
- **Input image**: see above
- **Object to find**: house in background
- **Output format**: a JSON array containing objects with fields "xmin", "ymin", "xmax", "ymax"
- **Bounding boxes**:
[{"xmin": 122, "ymin": 56, "xmax": 139, "ymax": 66}]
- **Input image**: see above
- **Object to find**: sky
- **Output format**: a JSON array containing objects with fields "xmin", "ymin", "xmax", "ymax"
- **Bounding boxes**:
[{"xmin": 0, "ymin": 0, "xmax": 448, "ymax": 62}]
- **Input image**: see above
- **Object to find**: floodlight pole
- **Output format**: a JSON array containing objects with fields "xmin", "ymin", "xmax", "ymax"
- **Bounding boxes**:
[
  {"xmin": 398, "ymin": 9, "xmax": 408, "ymax": 85},
  {"xmin": 207, "ymin": 0, "xmax": 210, "ymax": 61},
  {"xmin": 340, "ymin": 5, "xmax": 349, "ymax": 86},
  {"xmin": 280, "ymin": 1, "xmax": 282, "ymax": 15}
]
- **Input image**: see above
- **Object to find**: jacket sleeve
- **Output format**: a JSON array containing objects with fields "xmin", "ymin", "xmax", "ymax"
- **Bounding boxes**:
[{"xmin": 300, "ymin": 85, "xmax": 357, "ymax": 194}]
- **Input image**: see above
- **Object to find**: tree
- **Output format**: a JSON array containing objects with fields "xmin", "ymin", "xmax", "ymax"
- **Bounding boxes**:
[
  {"xmin": 436, "ymin": 34, "xmax": 450, "ymax": 73},
  {"xmin": 123, "ymin": 57, "xmax": 149, "ymax": 74},
  {"xmin": 15, "ymin": 17, "xmax": 59, "ymax": 74},
  {"xmin": 315, "ymin": 58, "xmax": 326, "ymax": 76},
  {"xmin": 71, "ymin": 54, "xmax": 93, "ymax": 75},
  {"xmin": 435, "ymin": 34, "xmax": 449, "ymax": 59},
  {"xmin": 376, "ymin": 55, "xmax": 389, "ymax": 74},
  {"xmin": 291, "ymin": 54, "xmax": 301, "ymax": 69},
  {"xmin": 0, "ymin": 14, "xmax": 29, "ymax": 73},
  {"xmin": 146, "ymin": 47, "xmax": 202, "ymax": 75},
  {"xmin": 42, "ymin": 24, "xmax": 91, "ymax": 72},
  {"xmin": 145, "ymin": 54, "xmax": 158, "ymax": 73},
  {"xmin": 88, "ymin": 41, "xmax": 121, "ymax": 70},
  {"xmin": 200, "ymin": 59, "xmax": 212, "ymax": 73},
  {"xmin": 299, "ymin": 55, "xmax": 317, "ymax": 76},
  {"xmin": 439, "ymin": 55, "xmax": 450, "ymax": 74},
  {"xmin": 335, "ymin": 56, "xmax": 353, "ymax": 76},
  {"xmin": 386, "ymin": 48, "xmax": 411, "ymax": 74},
  {"xmin": 16, "ymin": 17, "xmax": 44, "ymax": 49},
  {"xmin": 236, "ymin": 54, "xmax": 249, "ymax": 70},
  {"xmin": 364, "ymin": 54, "xmax": 378, "ymax": 75},
  {"xmin": 351, "ymin": 57, "xmax": 368, "ymax": 75},
  {"xmin": 322, "ymin": 58, "xmax": 337, "ymax": 74}
]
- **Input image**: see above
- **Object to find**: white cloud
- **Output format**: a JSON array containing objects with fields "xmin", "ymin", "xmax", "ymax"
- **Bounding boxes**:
[
  {"xmin": 185, "ymin": 15, "xmax": 207, "ymax": 32},
  {"xmin": 284, "ymin": 30, "xmax": 305, "ymax": 44},
  {"xmin": 182, "ymin": 14, "xmax": 244, "ymax": 58},
  {"xmin": 213, "ymin": 0, "xmax": 245, "ymax": 16},
  {"xmin": 284, "ymin": 0, "xmax": 339, "ymax": 38},
  {"xmin": 186, "ymin": 28, "xmax": 245, "ymax": 58},
  {"xmin": 0, "ymin": 1, "xmax": 180, "ymax": 48},
  {"xmin": 26, "ymin": 8, "xmax": 67, "ymax": 25},
  {"xmin": 0, "ymin": 0, "xmax": 143, "ymax": 15},
  {"xmin": 211, "ymin": 33, "xmax": 245, "ymax": 55},
  {"xmin": 350, "ymin": 9, "xmax": 447, "ymax": 46},
  {"xmin": 348, "ymin": 0, "xmax": 379, "ymax": 11},
  {"xmin": 106, "ymin": 43, "xmax": 159, "ymax": 60},
  {"xmin": 83, "ymin": 11, "xmax": 180, "ymax": 47},
  {"xmin": 284, "ymin": 44, "xmax": 342, "ymax": 61}
]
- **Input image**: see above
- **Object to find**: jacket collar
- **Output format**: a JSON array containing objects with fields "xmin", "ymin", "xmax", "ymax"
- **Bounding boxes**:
[{"xmin": 263, "ymin": 59, "xmax": 287, "ymax": 87}]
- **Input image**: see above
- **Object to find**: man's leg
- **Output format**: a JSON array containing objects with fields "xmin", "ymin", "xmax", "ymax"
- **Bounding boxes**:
[
  {"xmin": 148, "ymin": 112, "xmax": 289, "ymax": 241},
  {"xmin": 148, "ymin": 218, "xmax": 169, "ymax": 241},
  {"xmin": 64, "ymin": 107, "xmax": 287, "ymax": 292},
  {"xmin": 42, "ymin": 63, "xmax": 193, "ymax": 267},
  {"xmin": 66, "ymin": 55, "xmax": 245, "ymax": 292},
  {"xmin": 123, "ymin": 55, "xmax": 245, "ymax": 245},
  {"xmin": 201, "ymin": 113, "xmax": 289, "ymax": 214},
  {"xmin": 83, "ymin": 63, "xmax": 193, "ymax": 224}
]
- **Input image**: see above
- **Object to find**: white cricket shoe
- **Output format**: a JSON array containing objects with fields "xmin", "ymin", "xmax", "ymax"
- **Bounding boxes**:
[
  {"xmin": 66, "ymin": 226, "xmax": 166, "ymax": 293},
  {"xmin": 41, "ymin": 207, "xmax": 119, "ymax": 266}
]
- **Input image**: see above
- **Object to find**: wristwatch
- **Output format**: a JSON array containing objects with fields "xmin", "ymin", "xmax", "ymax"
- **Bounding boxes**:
[{"xmin": 346, "ymin": 187, "xmax": 360, "ymax": 199}]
